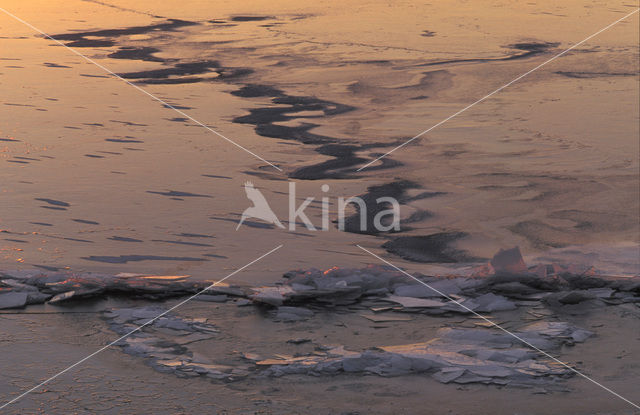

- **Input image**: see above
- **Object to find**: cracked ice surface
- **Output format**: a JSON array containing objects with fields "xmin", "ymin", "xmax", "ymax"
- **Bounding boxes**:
[
  {"xmin": 102, "ymin": 305, "xmax": 591, "ymax": 388},
  {"xmin": 256, "ymin": 322, "xmax": 591, "ymax": 387}
]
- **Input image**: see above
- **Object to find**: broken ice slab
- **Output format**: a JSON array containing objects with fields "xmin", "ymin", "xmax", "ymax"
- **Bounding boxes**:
[
  {"xmin": 359, "ymin": 313, "xmax": 412, "ymax": 322},
  {"xmin": 48, "ymin": 291, "xmax": 76, "ymax": 303},
  {"xmin": 0, "ymin": 292, "xmax": 28, "ymax": 309},
  {"xmin": 381, "ymin": 295, "xmax": 447, "ymax": 309},
  {"xmin": 194, "ymin": 294, "xmax": 228, "ymax": 303},
  {"xmin": 0, "ymin": 270, "xmax": 217, "ymax": 305},
  {"xmin": 276, "ymin": 265, "xmax": 406, "ymax": 306},
  {"xmin": 258, "ymin": 322, "xmax": 592, "ymax": 387},
  {"xmin": 2, "ymin": 251, "xmax": 636, "ymax": 313},
  {"xmin": 255, "ymin": 255, "xmax": 637, "ymax": 317},
  {"xmin": 104, "ymin": 307, "xmax": 231, "ymax": 379},
  {"xmin": 472, "ymin": 293, "xmax": 517, "ymax": 312},
  {"xmin": 250, "ymin": 286, "xmax": 294, "ymax": 306},
  {"xmin": 548, "ymin": 287, "xmax": 616, "ymax": 305},
  {"xmin": 393, "ymin": 279, "xmax": 462, "ymax": 298}
]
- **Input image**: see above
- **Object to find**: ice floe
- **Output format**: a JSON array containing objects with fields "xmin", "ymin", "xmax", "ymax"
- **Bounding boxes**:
[{"xmin": 1, "ymin": 247, "xmax": 637, "ymax": 389}]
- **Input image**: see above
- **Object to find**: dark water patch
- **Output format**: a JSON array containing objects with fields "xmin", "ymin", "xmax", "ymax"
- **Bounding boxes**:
[
  {"xmin": 64, "ymin": 126, "xmax": 81, "ymax": 129},
  {"xmin": 97, "ymin": 150, "xmax": 122, "ymax": 155},
  {"xmin": 108, "ymin": 46, "xmax": 164, "ymax": 62},
  {"xmin": 4, "ymin": 238, "xmax": 28, "ymax": 243},
  {"xmin": 175, "ymin": 233, "xmax": 215, "ymax": 238},
  {"xmin": 35, "ymin": 198, "xmax": 70, "ymax": 207},
  {"xmin": 210, "ymin": 216, "xmax": 275, "ymax": 229},
  {"xmin": 201, "ymin": 174, "xmax": 232, "ymax": 179},
  {"xmin": 382, "ymin": 232, "xmax": 474, "ymax": 263},
  {"xmin": 118, "ymin": 60, "xmax": 219, "ymax": 79},
  {"xmin": 108, "ymin": 236, "xmax": 143, "ymax": 242},
  {"xmin": 85, "ymin": 154, "xmax": 105, "ymax": 158},
  {"xmin": 14, "ymin": 156, "xmax": 39, "ymax": 161},
  {"xmin": 135, "ymin": 77, "xmax": 210, "ymax": 84},
  {"xmin": 297, "ymin": 141, "xmax": 400, "ymax": 178},
  {"xmin": 120, "ymin": 66, "xmax": 253, "ymax": 84},
  {"xmin": 341, "ymin": 180, "xmax": 421, "ymax": 235},
  {"xmin": 233, "ymin": 88, "xmax": 353, "ymax": 126},
  {"xmin": 4, "ymin": 103, "xmax": 34, "ymax": 107},
  {"xmin": 230, "ymin": 16, "xmax": 274, "ymax": 22},
  {"xmin": 421, "ymin": 30, "xmax": 436, "ymax": 37},
  {"xmin": 110, "ymin": 120, "xmax": 148, "ymax": 127},
  {"xmin": 162, "ymin": 103, "xmax": 192, "ymax": 110},
  {"xmin": 62, "ymin": 237, "xmax": 94, "ymax": 243},
  {"xmin": 151, "ymin": 239, "xmax": 214, "ymax": 247},
  {"xmin": 106, "ymin": 138, "xmax": 143, "ymax": 143},
  {"xmin": 65, "ymin": 39, "xmax": 116, "ymax": 47},
  {"xmin": 7, "ymin": 160, "xmax": 29, "ymax": 164},
  {"xmin": 0, "ymin": 138, "xmax": 20, "ymax": 142},
  {"xmin": 147, "ymin": 190, "xmax": 212, "ymax": 198},
  {"xmin": 510, "ymin": 42, "xmax": 559, "ymax": 52},
  {"xmin": 203, "ymin": 253, "xmax": 227, "ymax": 258},
  {"xmin": 290, "ymin": 147, "xmax": 366, "ymax": 179},
  {"xmin": 40, "ymin": 206, "xmax": 67, "ymax": 211},
  {"xmin": 252, "ymin": 123, "xmax": 332, "ymax": 144},
  {"xmin": 50, "ymin": 19, "xmax": 198, "ymax": 46},
  {"xmin": 43, "ymin": 62, "xmax": 71, "ymax": 68},
  {"xmin": 230, "ymin": 84, "xmax": 283, "ymax": 97},
  {"xmin": 72, "ymin": 219, "xmax": 99, "ymax": 225},
  {"xmin": 416, "ymin": 42, "xmax": 559, "ymax": 67},
  {"xmin": 111, "ymin": 171, "xmax": 126, "ymax": 174},
  {"xmin": 32, "ymin": 264, "xmax": 60, "ymax": 271},
  {"xmin": 232, "ymin": 84, "xmax": 402, "ymax": 179},
  {"xmin": 167, "ymin": 117, "xmax": 189, "ymax": 122},
  {"xmin": 124, "ymin": 147, "xmax": 144, "ymax": 151},
  {"xmin": 80, "ymin": 73, "xmax": 110, "ymax": 78},
  {"xmin": 82, "ymin": 254, "xmax": 208, "ymax": 263},
  {"xmin": 83, "ymin": 123, "xmax": 104, "ymax": 126},
  {"xmin": 30, "ymin": 222, "xmax": 53, "ymax": 226},
  {"xmin": 554, "ymin": 71, "xmax": 637, "ymax": 78}
]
